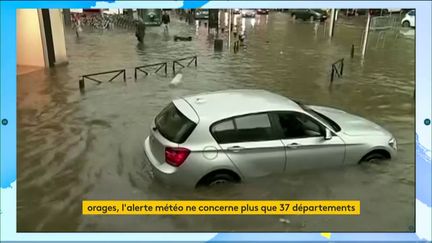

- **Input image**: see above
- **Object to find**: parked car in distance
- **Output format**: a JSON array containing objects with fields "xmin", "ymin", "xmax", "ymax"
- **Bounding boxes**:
[
  {"xmin": 401, "ymin": 10, "xmax": 415, "ymax": 28},
  {"xmin": 143, "ymin": 89, "xmax": 397, "ymax": 188},
  {"xmin": 291, "ymin": 9, "xmax": 328, "ymax": 22},
  {"xmin": 257, "ymin": 9, "xmax": 270, "ymax": 15},
  {"xmin": 233, "ymin": 9, "xmax": 241, "ymax": 14},
  {"xmin": 241, "ymin": 9, "xmax": 256, "ymax": 17}
]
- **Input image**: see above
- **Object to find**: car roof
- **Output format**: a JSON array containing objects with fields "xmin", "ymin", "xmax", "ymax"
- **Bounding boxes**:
[{"xmin": 178, "ymin": 89, "xmax": 303, "ymax": 122}]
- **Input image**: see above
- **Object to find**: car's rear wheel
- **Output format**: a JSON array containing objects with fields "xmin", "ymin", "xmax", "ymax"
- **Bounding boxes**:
[
  {"xmin": 402, "ymin": 21, "xmax": 411, "ymax": 27},
  {"xmin": 197, "ymin": 171, "xmax": 240, "ymax": 187}
]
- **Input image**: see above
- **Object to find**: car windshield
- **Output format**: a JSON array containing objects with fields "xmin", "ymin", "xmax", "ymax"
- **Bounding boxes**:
[{"xmin": 293, "ymin": 100, "xmax": 341, "ymax": 132}]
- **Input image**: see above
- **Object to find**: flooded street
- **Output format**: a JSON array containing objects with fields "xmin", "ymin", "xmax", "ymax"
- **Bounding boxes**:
[{"xmin": 17, "ymin": 11, "xmax": 415, "ymax": 232}]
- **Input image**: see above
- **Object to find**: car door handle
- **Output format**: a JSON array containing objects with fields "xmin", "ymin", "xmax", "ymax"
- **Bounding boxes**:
[
  {"xmin": 227, "ymin": 146, "xmax": 244, "ymax": 152},
  {"xmin": 286, "ymin": 143, "xmax": 301, "ymax": 149}
]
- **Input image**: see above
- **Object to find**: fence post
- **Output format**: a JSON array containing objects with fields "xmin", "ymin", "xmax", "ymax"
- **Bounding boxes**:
[
  {"xmin": 173, "ymin": 61, "xmax": 176, "ymax": 74},
  {"xmin": 164, "ymin": 62, "xmax": 167, "ymax": 75},
  {"xmin": 350, "ymin": 44, "xmax": 355, "ymax": 58},
  {"xmin": 340, "ymin": 59, "xmax": 344, "ymax": 76},
  {"xmin": 79, "ymin": 77, "xmax": 85, "ymax": 90},
  {"xmin": 330, "ymin": 66, "xmax": 334, "ymax": 82},
  {"xmin": 123, "ymin": 70, "xmax": 126, "ymax": 82},
  {"xmin": 194, "ymin": 56, "xmax": 197, "ymax": 67},
  {"xmin": 134, "ymin": 68, "xmax": 137, "ymax": 80}
]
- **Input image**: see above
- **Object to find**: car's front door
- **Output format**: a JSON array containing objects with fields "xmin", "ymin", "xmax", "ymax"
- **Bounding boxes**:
[
  {"xmin": 272, "ymin": 111, "xmax": 345, "ymax": 172},
  {"xmin": 212, "ymin": 113, "xmax": 286, "ymax": 179}
]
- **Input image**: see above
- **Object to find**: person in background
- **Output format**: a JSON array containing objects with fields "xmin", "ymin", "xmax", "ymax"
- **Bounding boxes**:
[
  {"xmin": 73, "ymin": 14, "xmax": 82, "ymax": 38},
  {"xmin": 161, "ymin": 11, "xmax": 171, "ymax": 32},
  {"xmin": 135, "ymin": 20, "xmax": 146, "ymax": 42}
]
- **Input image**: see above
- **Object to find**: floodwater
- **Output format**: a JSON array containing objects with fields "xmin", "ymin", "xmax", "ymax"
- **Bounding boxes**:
[{"xmin": 17, "ymin": 12, "xmax": 415, "ymax": 232}]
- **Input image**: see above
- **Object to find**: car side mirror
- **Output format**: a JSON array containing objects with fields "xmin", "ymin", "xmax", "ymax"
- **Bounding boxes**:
[{"xmin": 324, "ymin": 128, "xmax": 332, "ymax": 140}]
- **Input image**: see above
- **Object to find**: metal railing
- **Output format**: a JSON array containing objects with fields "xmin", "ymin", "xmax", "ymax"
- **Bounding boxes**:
[
  {"xmin": 172, "ymin": 56, "xmax": 198, "ymax": 74},
  {"xmin": 370, "ymin": 15, "xmax": 399, "ymax": 31},
  {"xmin": 330, "ymin": 58, "xmax": 344, "ymax": 82},
  {"xmin": 79, "ymin": 69, "xmax": 126, "ymax": 91},
  {"xmin": 79, "ymin": 56, "xmax": 199, "ymax": 91},
  {"xmin": 134, "ymin": 62, "xmax": 168, "ymax": 80}
]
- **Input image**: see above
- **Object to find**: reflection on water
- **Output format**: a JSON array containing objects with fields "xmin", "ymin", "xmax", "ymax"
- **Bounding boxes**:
[{"xmin": 17, "ymin": 12, "xmax": 414, "ymax": 232}]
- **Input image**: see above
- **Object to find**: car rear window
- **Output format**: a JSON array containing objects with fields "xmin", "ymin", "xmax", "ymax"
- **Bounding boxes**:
[{"xmin": 155, "ymin": 103, "xmax": 197, "ymax": 143}]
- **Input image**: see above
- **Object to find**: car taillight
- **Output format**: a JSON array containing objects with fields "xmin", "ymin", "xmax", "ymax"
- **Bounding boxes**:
[{"xmin": 165, "ymin": 147, "xmax": 190, "ymax": 167}]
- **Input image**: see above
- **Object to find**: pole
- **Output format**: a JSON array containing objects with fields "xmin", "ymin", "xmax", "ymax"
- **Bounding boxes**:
[
  {"xmin": 329, "ymin": 8, "xmax": 336, "ymax": 38},
  {"xmin": 216, "ymin": 10, "xmax": 219, "ymax": 38},
  {"xmin": 63, "ymin": 9, "xmax": 72, "ymax": 26},
  {"xmin": 362, "ymin": 12, "xmax": 371, "ymax": 57},
  {"xmin": 228, "ymin": 9, "xmax": 232, "ymax": 49}
]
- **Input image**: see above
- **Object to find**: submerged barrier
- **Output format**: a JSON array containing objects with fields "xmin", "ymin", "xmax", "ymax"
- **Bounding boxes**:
[
  {"xmin": 134, "ymin": 62, "xmax": 168, "ymax": 80},
  {"xmin": 330, "ymin": 58, "xmax": 344, "ymax": 82},
  {"xmin": 79, "ymin": 56, "xmax": 198, "ymax": 91},
  {"xmin": 79, "ymin": 69, "xmax": 126, "ymax": 91}
]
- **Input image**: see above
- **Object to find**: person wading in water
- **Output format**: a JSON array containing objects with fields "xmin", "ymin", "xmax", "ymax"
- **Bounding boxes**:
[
  {"xmin": 135, "ymin": 20, "xmax": 146, "ymax": 42},
  {"xmin": 161, "ymin": 11, "xmax": 171, "ymax": 33}
]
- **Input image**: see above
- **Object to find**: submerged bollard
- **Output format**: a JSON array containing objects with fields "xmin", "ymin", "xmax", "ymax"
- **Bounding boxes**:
[
  {"xmin": 233, "ymin": 41, "xmax": 238, "ymax": 53},
  {"xmin": 351, "ymin": 44, "xmax": 355, "ymax": 58},
  {"xmin": 340, "ymin": 59, "xmax": 344, "ymax": 76},
  {"xmin": 79, "ymin": 77, "xmax": 85, "ymax": 91},
  {"xmin": 214, "ymin": 39, "xmax": 223, "ymax": 52},
  {"xmin": 330, "ymin": 67, "xmax": 335, "ymax": 83}
]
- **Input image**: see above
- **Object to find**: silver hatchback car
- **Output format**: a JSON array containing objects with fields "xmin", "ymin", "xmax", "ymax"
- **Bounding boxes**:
[{"xmin": 143, "ymin": 89, "xmax": 397, "ymax": 188}]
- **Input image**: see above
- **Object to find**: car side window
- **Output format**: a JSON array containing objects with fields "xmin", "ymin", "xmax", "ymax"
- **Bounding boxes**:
[
  {"xmin": 211, "ymin": 113, "xmax": 276, "ymax": 143},
  {"xmin": 277, "ymin": 112, "xmax": 324, "ymax": 139},
  {"xmin": 211, "ymin": 119, "xmax": 236, "ymax": 144}
]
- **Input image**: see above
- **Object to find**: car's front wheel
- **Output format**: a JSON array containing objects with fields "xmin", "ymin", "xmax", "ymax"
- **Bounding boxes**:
[
  {"xmin": 360, "ymin": 151, "xmax": 389, "ymax": 163},
  {"xmin": 402, "ymin": 20, "xmax": 411, "ymax": 27}
]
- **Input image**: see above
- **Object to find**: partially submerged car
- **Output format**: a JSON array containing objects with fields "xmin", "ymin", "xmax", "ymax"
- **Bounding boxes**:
[
  {"xmin": 291, "ymin": 9, "xmax": 328, "ymax": 22},
  {"xmin": 143, "ymin": 89, "xmax": 397, "ymax": 188}
]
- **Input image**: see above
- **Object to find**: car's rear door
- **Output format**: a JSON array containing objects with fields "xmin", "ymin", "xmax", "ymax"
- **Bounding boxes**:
[
  {"xmin": 273, "ymin": 111, "xmax": 345, "ymax": 172},
  {"xmin": 212, "ymin": 112, "xmax": 286, "ymax": 179}
]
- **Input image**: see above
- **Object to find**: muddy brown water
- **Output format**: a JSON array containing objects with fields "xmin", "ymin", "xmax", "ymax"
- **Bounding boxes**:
[{"xmin": 17, "ymin": 12, "xmax": 414, "ymax": 232}]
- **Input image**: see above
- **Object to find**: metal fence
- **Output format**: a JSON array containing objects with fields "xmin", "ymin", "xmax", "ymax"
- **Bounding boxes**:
[
  {"xmin": 79, "ymin": 69, "xmax": 126, "ymax": 91},
  {"xmin": 370, "ymin": 15, "xmax": 400, "ymax": 31},
  {"xmin": 79, "ymin": 56, "xmax": 199, "ymax": 91},
  {"xmin": 173, "ymin": 56, "xmax": 198, "ymax": 74},
  {"xmin": 330, "ymin": 58, "xmax": 344, "ymax": 82},
  {"xmin": 134, "ymin": 62, "xmax": 168, "ymax": 80}
]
